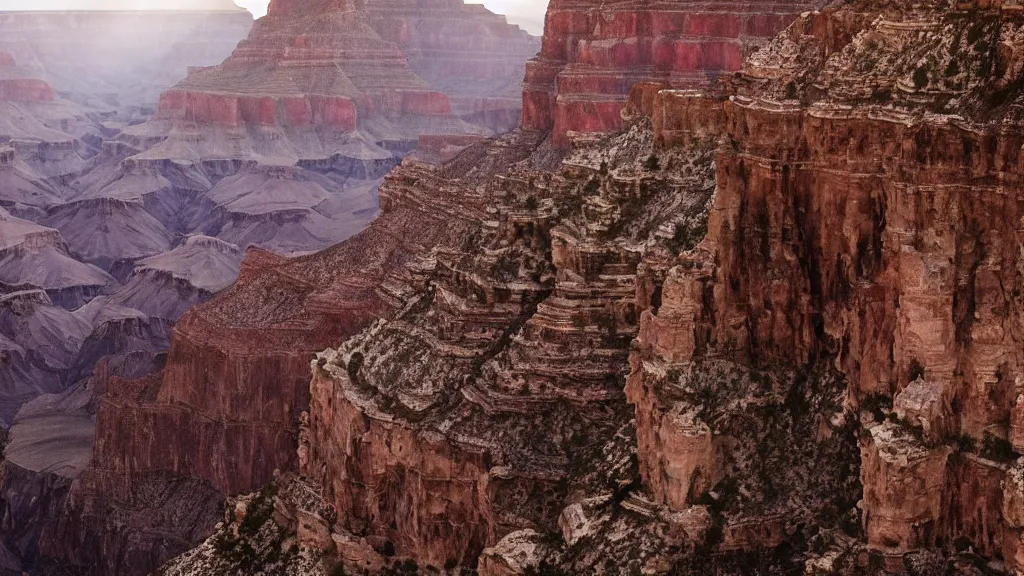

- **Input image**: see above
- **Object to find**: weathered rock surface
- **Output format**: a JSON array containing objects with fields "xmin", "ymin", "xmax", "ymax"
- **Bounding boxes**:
[
  {"xmin": 299, "ymin": 119, "xmax": 724, "ymax": 572},
  {"xmin": 164, "ymin": 2, "xmax": 1024, "ymax": 575},
  {"xmin": 625, "ymin": 0, "xmax": 1024, "ymax": 572},
  {"xmin": 521, "ymin": 0, "xmax": 820, "ymax": 146},
  {"xmin": 105, "ymin": 235, "xmax": 243, "ymax": 322},
  {"xmin": 152, "ymin": 0, "xmax": 537, "ymax": 140},
  {"xmin": 0, "ymin": 290, "xmax": 90, "ymax": 426},
  {"xmin": 64, "ymin": 0, "xmax": 1024, "ymax": 575},
  {"xmin": 33, "ymin": 1, "xmax": 541, "ymax": 571}
]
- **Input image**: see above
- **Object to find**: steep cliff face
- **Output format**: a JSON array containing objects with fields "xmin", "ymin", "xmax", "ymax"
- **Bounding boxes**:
[
  {"xmin": 628, "ymin": 0, "xmax": 1024, "ymax": 572},
  {"xmin": 170, "ymin": 2, "xmax": 1024, "ymax": 575},
  {"xmin": 40, "ymin": 145, "xmax": 510, "ymax": 574},
  {"xmin": 84, "ymin": 0, "xmax": 1024, "ymax": 575},
  {"xmin": 300, "ymin": 121, "xmax": 721, "ymax": 571},
  {"xmin": 154, "ymin": 0, "xmax": 536, "ymax": 135},
  {"xmin": 36, "ymin": 3, "xmax": 538, "ymax": 569},
  {"xmin": 521, "ymin": 0, "xmax": 821, "ymax": 146}
]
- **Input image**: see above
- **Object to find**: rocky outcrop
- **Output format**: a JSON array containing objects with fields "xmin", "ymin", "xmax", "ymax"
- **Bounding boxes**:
[
  {"xmin": 39, "ymin": 145, "xmax": 497, "ymax": 574},
  {"xmin": 105, "ymin": 236, "xmax": 242, "ymax": 322},
  {"xmin": 298, "ymin": 119, "xmax": 723, "ymax": 572},
  {"xmin": 189, "ymin": 2, "xmax": 1024, "ymax": 574},
  {"xmin": 154, "ymin": 0, "xmax": 536, "ymax": 137},
  {"xmin": 41, "ymin": 198, "xmax": 174, "ymax": 279},
  {"xmin": 0, "ymin": 290, "xmax": 90, "ymax": 426},
  {"xmin": 625, "ymin": 1, "xmax": 1024, "ymax": 572},
  {"xmin": 73, "ymin": 1, "xmax": 1024, "ymax": 575},
  {"xmin": 22, "ymin": 0, "xmax": 540, "ymax": 572},
  {"xmin": 521, "ymin": 0, "xmax": 821, "ymax": 146}
]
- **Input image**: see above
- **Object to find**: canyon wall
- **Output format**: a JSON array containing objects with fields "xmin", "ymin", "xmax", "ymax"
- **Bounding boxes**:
[
  {"xmin": 521, "ymin": 0, "xmax": 821, "ymax": 146},
  {"xmin": 155, "ymin": 0, "xmax": 538, "ymax": 134},
  {"xmin": 59, "ymin": 0, "xmax": 1024, "ymax": 574},
  {"xmin": 37, "ymin": 146, "xmax": 514, "ymax": 575},
  {"xmin": 628, "ymin": 1, "xmax": 1024, "ymax": 572},
  {"xmin": 189, "ymin": 1, "xmax": 1024, "ymax": 574},
  {"xmin": 0, "ymin": 1, "xmax": 533, "ymax": 575}
]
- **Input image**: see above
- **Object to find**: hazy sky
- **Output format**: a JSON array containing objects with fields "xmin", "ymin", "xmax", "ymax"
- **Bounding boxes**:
[{"xmin": 0, "ymin": 0, "xmax": 547, "ymax": 34}]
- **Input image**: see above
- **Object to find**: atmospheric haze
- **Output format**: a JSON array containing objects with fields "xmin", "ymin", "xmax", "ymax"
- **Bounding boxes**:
[{"xmin": 0, "ymin": 0, "xmax": 548, "ymax": 34}]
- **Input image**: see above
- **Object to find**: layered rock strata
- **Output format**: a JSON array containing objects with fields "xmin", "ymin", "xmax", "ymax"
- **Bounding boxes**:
[
  {"xmin": 299, "ymin": 108, "xmax": 863, "ymax": 573},
  {"xmin": 79, "ymin": 0, "xmax": 1024, "ymax": 574},
  {"xmin": 38, "ymin": 138, "xmax": 522, "ymax": 574},
  {"xmin": 627, "ymin": 0, "xmax": 1024, "ymax": 572},
  {"xmin": 147, "ymin": 115, "xmax": 725, "ymax": 575},
  {"xmin": 153, "ymin": 0, "xmax": 537, "ymax": 137},
  {"xmin": 0, "ymin": 51, "xmax": 52, "ymax": 103},
  {"xmin": 16, "ymin": 0, "xmax": 540, "ymax": 572},
  {"xmin": 521, "ymin": 0, "xmax": 822, "ymax": 146},
  {"xmin": 0, "ymin": 208, "xmax": 114, "ymax": 308},
  {"xmin": 166, "ymin": 1, "xmax": 1024, "ymax": 573},
  {"xmin": 362, "ymin": 0, "xmax": 539, "ymax": 131}
]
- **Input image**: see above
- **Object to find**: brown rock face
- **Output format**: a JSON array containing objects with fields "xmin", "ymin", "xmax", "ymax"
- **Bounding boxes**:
[
  {"xmin": 38, "ymin": 3, "xmax": 537, "ymax": 572},
  {"xmin": 61, "ymin": 1, "xmax": 1024, "ymax": 575},
  {"xmin": 627, "ymin": 1, "xmax": 1024, "ymax": 570},
  {"xmin": 157, "ymin": 0, "xmax": 537, "ymax": 133},
  {"xmin": 299, "ymin": 117, "xmax": 720, "ymax": 572},
  {"xmin": 40, "ymin": 144, "xmax": 487, "ymax": 574},
  {"xmin": 521, "ymin": 0, "xmax": 819, "ymax": 146}
]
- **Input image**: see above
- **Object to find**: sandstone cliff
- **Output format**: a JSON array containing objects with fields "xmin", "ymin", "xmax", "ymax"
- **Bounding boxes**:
[
  {"xmin": 26, "ymin": 0, "xmax": 543, "ymax": 571},
  {"xmin": 627, "ymin": 0, "xmax": 1024, "ymax": 572},
  {"xmin": 157, "ymin": 1, "xmax": 1024, "ymax": 574},
  {"xmin": 49, "ymin": 1, "xmax": 864, "ymax": 575},
  {"xmin": 521, "ymin": 0, "xmax": 821, "ymax": 146}
]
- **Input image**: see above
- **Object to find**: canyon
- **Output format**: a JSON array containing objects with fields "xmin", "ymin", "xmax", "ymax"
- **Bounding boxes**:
[
  {"xmin": 149, "ymin": 0, "xmax": 1024, "ymax": 575},
  {"xmin": 0, "ymin": 0, "xmax": 538, "ymax": 574},
  {"xmin": 7, "ymin": 0, "xmax": 1024, "ymax": 574}
]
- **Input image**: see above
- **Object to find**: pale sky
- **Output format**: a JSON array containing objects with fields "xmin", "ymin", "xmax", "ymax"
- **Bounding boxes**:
[{"xmin": 0, "ymin": 0, "xmax": 547, "ymax": 34}]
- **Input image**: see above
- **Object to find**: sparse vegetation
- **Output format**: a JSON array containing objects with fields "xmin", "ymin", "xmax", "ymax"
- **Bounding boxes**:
[
  {"xmin": 981, "ymin": 432, "xmax": 1016, "ymax": 462},
  {"xmin": 861, "ymin": 393, "xmax": 892, "ymax": 423}
]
